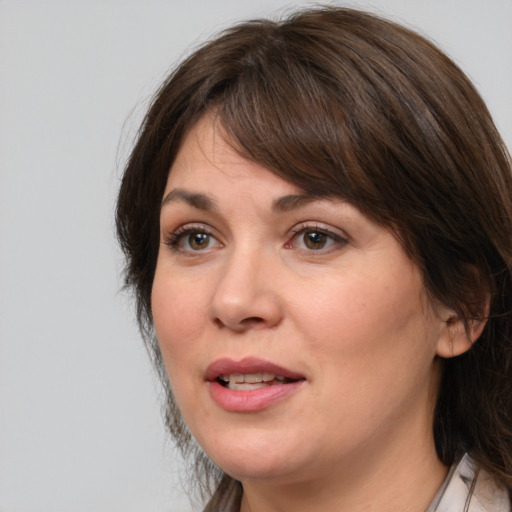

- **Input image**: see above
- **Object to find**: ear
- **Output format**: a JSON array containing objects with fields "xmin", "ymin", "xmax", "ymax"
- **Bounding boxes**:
[{"xmin": 436, "ymin": 303, "xmax": 489, "ymax": 359}]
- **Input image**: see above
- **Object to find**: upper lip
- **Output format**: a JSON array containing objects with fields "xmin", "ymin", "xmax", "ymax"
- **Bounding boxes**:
[{"xmin": 205, "ymin": 357, "xmax": 305, "ymax": 381}]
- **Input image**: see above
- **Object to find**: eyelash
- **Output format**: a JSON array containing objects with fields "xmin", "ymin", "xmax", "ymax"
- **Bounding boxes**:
[
  {"xmin": 287, "ymin": 224, "xmax": 347, "ymax": 252},
  {"xmin": 163, "ymin": 223, "xmax": 348, "ymax": 254},
  {"xmin": 164, "ymin": 224, "xmax": 220, "ymax": 253}
]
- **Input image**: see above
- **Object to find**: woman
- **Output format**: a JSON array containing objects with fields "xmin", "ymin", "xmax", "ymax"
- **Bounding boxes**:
[{"xmin": 116, "ymin": 7, "xmax": 512, "ymax": 511}]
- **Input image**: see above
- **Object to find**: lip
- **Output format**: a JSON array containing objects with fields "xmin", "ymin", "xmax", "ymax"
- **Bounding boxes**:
[
  {"xmin": 205, "ymin": 357, "xmax": 305, "ymax": 381},
  {"xmin": 205, "ymin": 357, "xmax": 306, "ymax": 412}
]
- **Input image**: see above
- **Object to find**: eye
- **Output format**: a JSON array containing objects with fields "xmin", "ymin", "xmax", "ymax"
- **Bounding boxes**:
[
  {"xmin": 183, "ymin": 232, "xmax": 213, "ymax": 250},
  {"xmin": 287, "ymin": 225, "xmax": 346, "ymax": 252},
  {"xmin": 300, "ymin": 230, "xmax": 331, "ymax": 250},
  {"xmin": 165, "ymin": 225, "xmax": 221, "ymax": 252}
]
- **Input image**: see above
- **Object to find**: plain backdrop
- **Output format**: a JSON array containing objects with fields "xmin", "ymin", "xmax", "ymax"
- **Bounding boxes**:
[{"xmin": 1, "ymin": 1, "xmax": 511, "ymax": 511}]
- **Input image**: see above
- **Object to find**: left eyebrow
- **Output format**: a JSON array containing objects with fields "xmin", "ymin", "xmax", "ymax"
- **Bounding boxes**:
[{"xmin": 272, "ymin": 193, "xmax": 319, "ymax": 212}]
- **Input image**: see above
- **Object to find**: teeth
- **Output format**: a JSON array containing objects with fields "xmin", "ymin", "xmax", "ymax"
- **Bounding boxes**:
[
  {"xmin": 219, "ymin": 372, "xmax": 277, "ymax": 383},
  {"xmin": 228, "ymin": 382, "xmax": 270, "ymax": 391},
  {"xmin": 218, "ymin": 372, "xmax": 287, "ymax": 390},
  {"xmin": 245, "ymin": 372, "xmax": 275, "ymax": 383}
]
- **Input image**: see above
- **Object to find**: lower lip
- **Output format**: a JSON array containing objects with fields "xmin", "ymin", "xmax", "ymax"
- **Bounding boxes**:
[{"xmin": 208, "ymin": 380, "xmax": 305, "ymax": 412}]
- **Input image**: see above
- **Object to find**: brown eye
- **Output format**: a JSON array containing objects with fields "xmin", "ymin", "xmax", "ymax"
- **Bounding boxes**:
[
  {"xmin": 188, "ymin": 232, "xmax": 210, "ymax": 250},
  {"xmin": 287, "ymin": 225, "xmax": 346, "ymax": 252},
  {"xmin": 166, "ymin": 226, "xmax": 221, "ymax": 253},
  {"xmin": 303, "ymin": 231, "xmax": 328, "ymax": 250}
]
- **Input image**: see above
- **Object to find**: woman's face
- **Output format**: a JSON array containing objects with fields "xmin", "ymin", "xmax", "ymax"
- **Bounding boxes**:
[{"xmin": 152, "ymin": 116, "xmax": 449, "ymax": 486}]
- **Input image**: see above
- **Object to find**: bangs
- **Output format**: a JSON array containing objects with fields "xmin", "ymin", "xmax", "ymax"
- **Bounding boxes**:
[
  {"xmin": 215, "ymin": 52, "xmax": 361, "ymax": 199},
  {"xmin": 199, "ymin": 13, "xmax": 445, "ymax": 229}
]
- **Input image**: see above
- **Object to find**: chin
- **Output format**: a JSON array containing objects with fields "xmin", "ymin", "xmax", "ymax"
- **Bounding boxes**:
[
  {"xmin": 196, "ymin": 426, "xmax": 316, "ymax": 484},
  {"xmin": 217, "ymin": 454, "xmax": 302, "ymax": 484}
]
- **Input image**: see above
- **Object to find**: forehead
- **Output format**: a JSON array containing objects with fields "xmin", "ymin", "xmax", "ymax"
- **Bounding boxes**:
[
  {"xmin": 165, "ymin": 115, "xmax": 303, "ymax": 196},
  {"xmin": 173, "ymin": 115, "xmax": 233, "ymax": 169}
]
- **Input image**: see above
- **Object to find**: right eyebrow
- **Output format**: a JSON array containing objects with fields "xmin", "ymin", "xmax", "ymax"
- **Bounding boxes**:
[{"xmin": 161, "ymin": 188, "xmax": 218, "ymax": 212}]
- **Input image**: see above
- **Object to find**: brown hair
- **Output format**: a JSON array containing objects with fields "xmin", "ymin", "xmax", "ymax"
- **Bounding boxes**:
[{"xmin": 116, "ymin": 6, "xmax": 512, "ymax": 499}]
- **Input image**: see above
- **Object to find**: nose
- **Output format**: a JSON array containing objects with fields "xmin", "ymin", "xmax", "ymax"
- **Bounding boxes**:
[{"xmin": 210, "ymin": 249, "xmax": 283, "ymax": 332}]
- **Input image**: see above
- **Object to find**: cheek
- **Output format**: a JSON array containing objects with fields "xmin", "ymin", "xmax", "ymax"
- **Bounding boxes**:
[
  {"xmin": 295, "ymin": 274, "xmax": 440, "ymax": 434},
  {"xmin": 295, "ymin": 266, "xmax": 438, "ymax": 371},
  {"xmin": 151, "ymin": 272, "xmax": 207, "ymax": 368}
]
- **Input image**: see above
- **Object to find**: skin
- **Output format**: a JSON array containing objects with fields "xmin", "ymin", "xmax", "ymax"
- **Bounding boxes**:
[{"xmin": 152, "ymin": 115, "xmax": 477, "ymax": 512}]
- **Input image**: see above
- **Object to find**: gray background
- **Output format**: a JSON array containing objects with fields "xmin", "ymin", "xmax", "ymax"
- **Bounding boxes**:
[{"xmin": 1, "ymin": 1, "xmax": 511, "ymax": 511}]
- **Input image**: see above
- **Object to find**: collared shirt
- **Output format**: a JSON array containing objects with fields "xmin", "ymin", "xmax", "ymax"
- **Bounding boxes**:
[
  {"xmin": 204, "ymin": 455, "xmax": 511, "ymax": 512},
  {"xmin": 427, "ymin": 454, "xmax": 510, "ymax": 512}
]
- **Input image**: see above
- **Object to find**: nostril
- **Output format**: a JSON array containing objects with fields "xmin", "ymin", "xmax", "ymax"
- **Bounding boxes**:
[
  {"xmin": 243, "ymin": 317, "xmax": 264, "ymax": 324},
  {"xmin": 213, "ymin": 315, "xmax": 265, "ymax": 330},
  {"xmin": 238, "ymin": 316, "xmax": 267, "ymax": 330}
]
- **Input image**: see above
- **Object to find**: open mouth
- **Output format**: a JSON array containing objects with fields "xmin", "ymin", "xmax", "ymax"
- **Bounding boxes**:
[
  {"xmin": 206, "ymin": 357, "xmax": 305, "ymax": 392},
  {"xmin": 217, "ymin": 373, "xmax": 296, "ymax": 391},
  {"xmin": 206, "ymin": 358, "xmax": 306, "ymax": 411}
]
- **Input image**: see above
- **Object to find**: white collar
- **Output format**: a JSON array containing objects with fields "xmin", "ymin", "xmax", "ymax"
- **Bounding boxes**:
[{"xmin": 427, "ymin": 454, "xmax": 510, "ymax": 512}]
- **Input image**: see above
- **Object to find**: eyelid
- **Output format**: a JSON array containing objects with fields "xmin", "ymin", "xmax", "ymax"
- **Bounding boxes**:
[
  {"xmin": 163, "ymin": 222, "xmax": 223, "ymax": 253},
  {"xmin": 286, "ymin": 222, "xmax": 349, "ymax": 252}
]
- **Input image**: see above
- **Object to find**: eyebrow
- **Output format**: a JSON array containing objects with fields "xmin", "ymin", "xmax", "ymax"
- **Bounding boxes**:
[
  {"xmin": 161, "ymin": 189, "xmax": 218, "ymax": 211},
  {"xmin": 272, "ymin": 193, "xmax": 318, "ymax": 212},
  {"xmin": 161, "ymin": 189, "xmax": 320, "ymax": 213}
]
